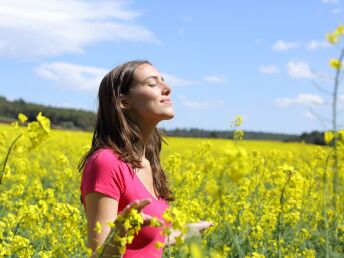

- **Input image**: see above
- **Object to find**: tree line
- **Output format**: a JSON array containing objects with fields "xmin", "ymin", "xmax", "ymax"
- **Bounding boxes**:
[{"xmin": 0, "ymin": 96, "xmax": 325, "ymax": 145}]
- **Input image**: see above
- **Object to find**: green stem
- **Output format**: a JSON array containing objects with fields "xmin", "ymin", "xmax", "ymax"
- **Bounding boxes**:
[
  {"xmin": 323, "ymin": 154, "xmax": 331, "ymax": 258},
  {"xmin": 0, "ymin": 133, "xmax": 23, "ymax": 185},
  {"xmin": 331, "ymin": 47, "xmax": 344, "ymax": 245},
  {"xmin": 276, "ymin": 170, "xmax": 292, "ymax": 258},
  {"xmin": 31, "ymin": 216, "xmax": 68, "ymax": 257},
  {"xmin": 167, "ymin": 233, "xmax": 172, "ymax": 258}
]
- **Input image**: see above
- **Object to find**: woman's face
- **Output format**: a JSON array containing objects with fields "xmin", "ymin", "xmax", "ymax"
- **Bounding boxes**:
[{"xmin": 122, "ymin": 63, "xmax": 175, "ymax": 125}]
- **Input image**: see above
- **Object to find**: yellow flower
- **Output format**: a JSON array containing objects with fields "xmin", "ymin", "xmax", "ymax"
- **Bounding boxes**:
[
  {"xmin": 36, "ymin": 112, "xmax": 51, "ymax": 133},
  {"xmin": 57, "ymin": 153, "xmax": 69, "ymax": 166},
  {"xmin": 324, "ymin": 131, "xmax": 334, "ymax": 144},
  {"xmin": 11, "ymin": 121, "xmax": 19, "ymax": 130},
  {"xmin": 94, "ymin": 221, "xmax": 102, "ymax": 234},
  {"xmin": 326, "ymin": 32, "xmax": 339, "ymax": 44},
  {"xmin": 150, "ymin": 216, "xmax": 162, "ymax": 227},
  {"xmin": 113, "ymin": 235, "xmax": 127, "ymax": 254},
  {"xmin": 118, "ymin": 245, "xmax": 126, "ymax": 254},
  {"xmin": 250, "ymin": 252, "xmax": 266, "ymax": 258},
  {"xmin": 18, "ymin": 113, "xmax": 28, "ymax": 123},
  {"xmin": 123, "ymin": 218, "xmax": 131, "ymax": 230},
  {"xmin": 189, "ymin": 241, "xmax": 202, "ymax": 258},
  {"xmin": 154, "ymin": 240, "xmax": 165, "ymax": 249},
  {"xmin": 337, "ymin": 130, "xmax": 344, "ymax": 143},
  {"xmin": 233, "ymin": 129, "xmax": 244, "ymax": 140},
  {"xmin": 205, "ymin": 179, "xmax": 219, "ymax": 197},
  {"xmin": 113, "ymin": 235, "xmax": 127, "ymax": 246},
  {"xmin": 336, "ymin": 24, "xmax": 344, "ymax": 35},
  {"xmin": 223, "ymin": 244, "xmax": 231, "ymax": 255},
  {"xmin": 39, "ymin": 251, "xmax": 53, "ymax": 258},
  {"xmin": 210, "ymin": 250, "xmax": 224, "ymax": 258},
  {"xmin": 162, "ymin": 211, "xmax": 172, "ymax": 223},
  {"xmin": 126, "ymin": 235, "xmax": 135, "ymax": 244},
  {"xmin": 107, "ymin": 221, "xmax": 115, "ymax": 228},
  {"xmin": 175, "ymin": 234, "xmax": 184, "ymax": 245},
  {"xmin": 234, "ymin": 115, "xmax": 243, "ymax": 127},
  {"xmin": 301, "ymin": 228, "xmax": 310, "ymax": 239},
  {"xmin": 329, "ymin": 58, "xmax": 341, "ymax": 70},
  {"xmin": 302, "ymin": 249, "xmax": 316, "ymax": 258}
]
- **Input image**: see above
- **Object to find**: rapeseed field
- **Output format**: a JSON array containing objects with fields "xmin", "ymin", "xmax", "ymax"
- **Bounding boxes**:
[{"xmin": 0, "ymin": 115, "xmax": 343, "ymax": 257}]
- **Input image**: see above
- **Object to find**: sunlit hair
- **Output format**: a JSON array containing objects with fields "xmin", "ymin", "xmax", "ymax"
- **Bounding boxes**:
[{"xmin": 78, "ymin": 60, "xmax": 175, "ymax": 202}]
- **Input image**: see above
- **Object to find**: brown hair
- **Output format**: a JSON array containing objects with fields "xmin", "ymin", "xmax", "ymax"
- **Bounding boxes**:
[{"xmin": 78, "ymin": 60, "xmax": 175, "ymax": 202}]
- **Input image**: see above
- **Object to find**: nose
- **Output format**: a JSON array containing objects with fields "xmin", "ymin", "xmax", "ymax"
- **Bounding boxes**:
[{"xmin": 161, "ymin": 81, "xmax": 172, "ymax": 95}]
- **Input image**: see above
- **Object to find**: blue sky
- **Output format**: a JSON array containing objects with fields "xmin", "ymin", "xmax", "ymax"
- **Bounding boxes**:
[{"xmin": 0, "ymin": 0, "xmax": 343, "ymax": 134}]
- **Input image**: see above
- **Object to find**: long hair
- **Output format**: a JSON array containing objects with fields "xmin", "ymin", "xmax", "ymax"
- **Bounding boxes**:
[{"xmin": 78, "ymin": 60, "xmax": 175, "ymax": 202}]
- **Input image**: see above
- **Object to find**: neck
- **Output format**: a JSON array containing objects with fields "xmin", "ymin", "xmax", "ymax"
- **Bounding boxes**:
[{"xmin": 138, "ymin": 120, "xmax": 158, "ymax": 160}]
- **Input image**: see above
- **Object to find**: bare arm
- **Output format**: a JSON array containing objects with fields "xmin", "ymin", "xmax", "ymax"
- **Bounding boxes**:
[
  {"xmin": 164, "ymin": 228, "xmax": 183, "ymax": 246},
  {"xmin": 164, "ymin": 221, "xmax": 214, "ymax": 247},
  {"xmin": 85, "ymin": 194, "xmax": 160, "ymax": 257},
  {"xmin": 85, "ymin": 192, "xmax": 123, "ymax": 258}
]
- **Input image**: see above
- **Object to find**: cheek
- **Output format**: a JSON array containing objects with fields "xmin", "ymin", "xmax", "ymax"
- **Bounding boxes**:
[{"xmin": 131, "ymin": 91, "xmax": 159, "ymax": 111}]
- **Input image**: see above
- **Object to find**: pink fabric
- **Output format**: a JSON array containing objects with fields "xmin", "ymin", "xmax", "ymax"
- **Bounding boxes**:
[{"xmin": 80, "ymin": 148, "xmax": 169, "ymax": 258}]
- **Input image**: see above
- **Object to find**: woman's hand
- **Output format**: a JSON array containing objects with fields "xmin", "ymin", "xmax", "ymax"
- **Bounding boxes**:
[
  {"xmin": 165, "ymin": 221, "xmax": 214, "ymax": 246},
  {"xmin": 184, "ymin": 221, "xmax": 214, "ymax": 239},
  {"xmin": 115, "ymin": 198, "xmax": 164, "ymax": 236},
  {"xmin": 90, "ymin": 198, "xmax": 164, "ymax": 258}
]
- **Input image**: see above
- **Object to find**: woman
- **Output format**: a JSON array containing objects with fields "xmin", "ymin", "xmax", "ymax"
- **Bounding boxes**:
[{"xmin": 79, "ymin": 60, "xmax": 213, "ymax": 257}]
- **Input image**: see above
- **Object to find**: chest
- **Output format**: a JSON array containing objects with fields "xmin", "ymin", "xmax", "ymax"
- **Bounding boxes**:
[{"xmin": 135, "ymin": 163, "xmax": 158, "ymax": 199}]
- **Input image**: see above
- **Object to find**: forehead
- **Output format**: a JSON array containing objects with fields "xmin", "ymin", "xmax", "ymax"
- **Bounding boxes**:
[{"xmin": 134, "ymin": 63, "xmax": 161, "ymax": 82}]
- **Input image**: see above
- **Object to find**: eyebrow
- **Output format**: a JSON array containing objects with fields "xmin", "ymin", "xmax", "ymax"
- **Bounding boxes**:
[{"xmin": 142, "ymin": 75, "xmax": 165, "ymax": 83}]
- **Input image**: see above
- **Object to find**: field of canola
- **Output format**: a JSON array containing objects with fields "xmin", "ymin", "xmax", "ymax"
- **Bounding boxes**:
[{"xmin": 0, "ymin": 118, "xmax": 343, "ymax": 258}]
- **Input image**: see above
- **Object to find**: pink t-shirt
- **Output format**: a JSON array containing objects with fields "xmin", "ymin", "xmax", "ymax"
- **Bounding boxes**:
[{"xmin": 80, "ymin": 148, "xmax": 169, "ymax": 258}]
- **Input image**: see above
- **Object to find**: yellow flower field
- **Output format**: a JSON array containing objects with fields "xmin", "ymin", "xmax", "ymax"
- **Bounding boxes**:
[{"xmin": 0, "ymin": 117, "xmax": 343, "ymax": 257}]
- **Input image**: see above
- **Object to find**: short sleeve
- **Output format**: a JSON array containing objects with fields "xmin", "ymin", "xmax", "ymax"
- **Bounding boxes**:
[{"xmin": 82, "ymin": 149, "xmax": 125, "ymax": 201}]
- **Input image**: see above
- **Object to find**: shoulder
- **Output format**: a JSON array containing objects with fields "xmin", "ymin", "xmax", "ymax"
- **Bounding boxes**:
[
  {"xmin": 92, "ymin": 147, "xmax": 120, "ymax": 161},
  {"xmin": 82, "ymin": 147, "xmax": 131, "ymax": 183},
  {"xmin": 81, "ymin": 148, "xmax": 128, "ymax": 202},
  {"xmin": 83, "ymin": 148, "xmax": 131, "ymax": 178},
  {"xmin": 87, "ymin": 148, "xmax": 123, "ymax": 168}
]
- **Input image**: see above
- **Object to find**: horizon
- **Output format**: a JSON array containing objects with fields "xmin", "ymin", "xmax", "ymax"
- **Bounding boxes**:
[{"xmin": 1, "ymin": 94, "xmax": 319, "ymax": 136}]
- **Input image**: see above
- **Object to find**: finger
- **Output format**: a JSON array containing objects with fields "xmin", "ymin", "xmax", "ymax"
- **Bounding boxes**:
[
  {"xmin": 141, "ymin": 213, "xmax": 152, "ymax": 220},
  {"xmin": 141, "ymin": 213, "xmax": 165, "ymax": 227},
  {"xmin": 129, "ymin": 199, "xmax": 151, "ymax": 211},
  {"xmin": 135, "ymin": 198, "xmax": 152, "ymax": 211},
  {"xmin": 198, "ymin": 221, "xmax": 214, "ymax": 231},
  {"xmin": 121, "ymin": 199, "xmax": 151, "ymax": 216}
]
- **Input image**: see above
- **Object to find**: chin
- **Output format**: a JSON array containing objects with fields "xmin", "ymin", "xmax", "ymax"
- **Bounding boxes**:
[{"xmin": 160, "ymin": 112, "xmax": 175, "ymax": 121}]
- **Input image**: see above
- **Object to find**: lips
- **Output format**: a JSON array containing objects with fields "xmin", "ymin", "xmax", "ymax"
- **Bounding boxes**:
[{"xmin": 160, "ymin": 98, "xmax": 172, "ymax": 103}]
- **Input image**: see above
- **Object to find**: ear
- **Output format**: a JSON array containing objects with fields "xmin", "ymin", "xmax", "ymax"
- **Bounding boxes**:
[{"xmin": 119, "ymin": 94, "xmax": 130, "ymax": 110}]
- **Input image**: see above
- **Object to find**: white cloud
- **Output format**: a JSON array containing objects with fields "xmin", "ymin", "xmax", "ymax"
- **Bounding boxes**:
[
  {"xmin": 276, "ymin": 94, "xmax": 325, "ymax": 107},
  {"xmin": 322, "ymin": 0, "xmax": 339, "ymax": 3},
  {"xmin": 339, "ymin": 94, "xmax": 344, "ymax": 102},
  {"xmin": 35, "ymin": 62, "xmax": 200, "ymax": 92},
  {"xmin": 53, "ymin": 102, "xmax": 93, "ymax": 111},
  {"xmin": 255, "ymin": 38, "xmax": 263, "ymax": 44},
  {"xmin": 204, "ymin": 75, "xmax": 226, "ymax": 83},
  {"xmin": 272, "ymin": 40, "xmax": 330, "ymax": 51},
  {"xmin": 258, "ymin": 65, "xmax": 281, "ymax": 74},
  {"xmin": 162, "ymin": 73, "xmax": 199, "ymax": 87},
  {"xmin": 306, "ymin": 40, "xmax": 331, "ymax": 50},
  {"xmin": 177, "ymin": 28, "xmax": 186, "ymax": 35},
  {"xmin": 272, "ymin": 40, "xmax": 300, "ymax": 51},
  {"xmin": 287, "ymin": 61, "xmax": 315, "ymax": 79},
  {"xmin": 180, "ymin": 16, "xmax": 194, "ymax": 22},
  {"xmin": 0, "ymin": 0, "xmax": 158, "ymax": 58},
  {"xmin": 35, "ymin": 62, "xmax": 108, "ymax": 91},
  {"xmin": 301, "ymin": 110, "xmax": 316, "ymax": 119},
  {"xmin": 180, "ymin": 95, "xmax": 224, "ymax": 110},
  {"xmin": 332, "ymin": 8, "xmax": 342, "ymax": 13}
]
